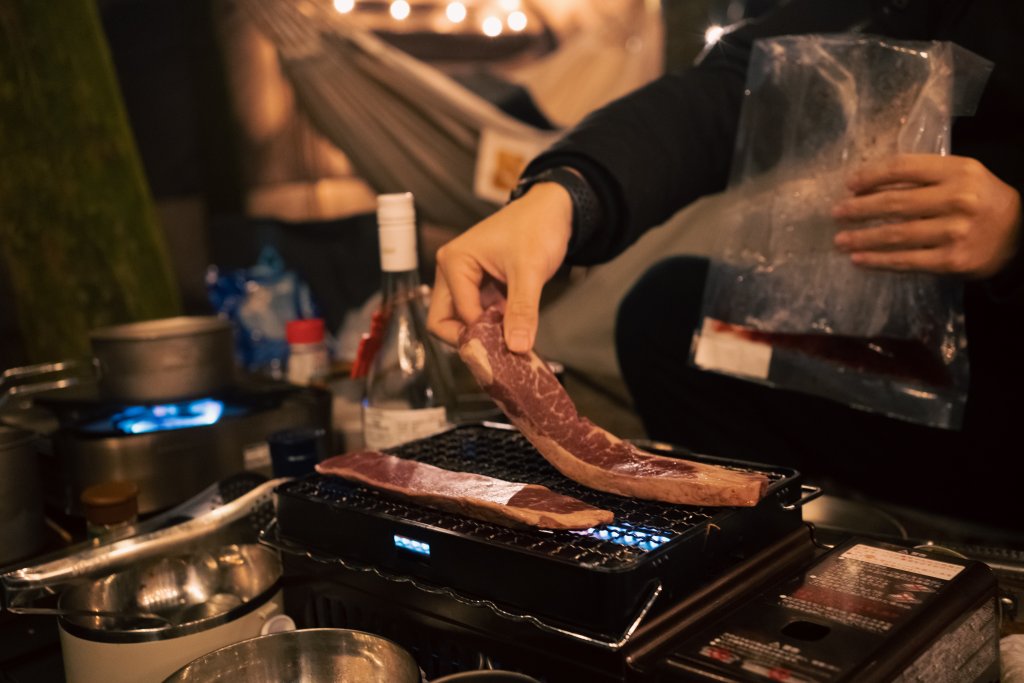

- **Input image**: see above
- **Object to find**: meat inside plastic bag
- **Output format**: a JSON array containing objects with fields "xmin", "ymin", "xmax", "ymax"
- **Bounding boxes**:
[{"xmin": 690, "ymin": 35, "xmax": 993, "ymax": 429}]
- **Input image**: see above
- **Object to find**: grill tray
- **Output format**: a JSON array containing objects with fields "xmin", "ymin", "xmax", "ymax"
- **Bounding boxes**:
[{"xmin": 276, "ymin": 423, "xmax": 804, "ymax": 636}]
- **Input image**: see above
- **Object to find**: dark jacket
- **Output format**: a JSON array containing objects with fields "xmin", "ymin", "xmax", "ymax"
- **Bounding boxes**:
[{"xmin": 527, "ymin": 0, "xmax": 1024, "ymax": 474}]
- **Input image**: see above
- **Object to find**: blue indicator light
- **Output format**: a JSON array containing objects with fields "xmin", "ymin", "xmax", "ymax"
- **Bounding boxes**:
[
  {"xmin": 112, "ymin": 398, "xmax": 225, "ymax": 434},
  {"xmin": 394, "ymin": 534, "xmax": 431, "ymax": 557},
  {"xmin": 574, "ymin": 522, "xmax": 673, "ymax": 552}
]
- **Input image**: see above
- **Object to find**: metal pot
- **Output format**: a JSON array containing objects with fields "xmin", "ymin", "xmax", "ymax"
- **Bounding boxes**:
[
  {"xmin": 89, "ymin": 316, "xmax": 235, "ymax": 403},
  {"xmin": 162, "ymin": 628, "xmax": 423, "ymax": 683},
  {"xmin": 0, "ymin": 424, "xmax": 45, "ymax": 565},
  {"xmin": 58, "ymin": 544, "xmax": 289, "ymax": 683}
]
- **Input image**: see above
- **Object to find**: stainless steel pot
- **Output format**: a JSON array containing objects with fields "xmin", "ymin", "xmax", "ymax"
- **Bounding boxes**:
[
  {"xmin": 58, "ymin": 543, "xmax": 290, "ymax": 683},
  {"xmin": 89, "ymin": 316, "xmax": 235, "ymax": 403},
  {"xmin": 162, "ymin": 628, "xmax": 423, "ymax": 682},
  {"xmin": 0, "ymin": 424, "xmax": 45, "ymax": 565}
]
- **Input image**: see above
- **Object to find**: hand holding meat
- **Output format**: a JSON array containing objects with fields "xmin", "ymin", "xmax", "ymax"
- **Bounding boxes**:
[
  {"xmin": 832, "ymin": 153, "xmax": 1023, "ymax": 278},
  {"xmin": 459, "ymin": 308, "xmax": 768, "ymax": 507},
  {"xmin": 428, "ymin": 183, "xmax": 573, "ymax": 353}
]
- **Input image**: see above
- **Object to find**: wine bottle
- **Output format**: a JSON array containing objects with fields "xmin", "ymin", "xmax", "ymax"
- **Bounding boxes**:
[{"xmin": 362, "ymin": 193, "xmax": 455, "ymax": 450}]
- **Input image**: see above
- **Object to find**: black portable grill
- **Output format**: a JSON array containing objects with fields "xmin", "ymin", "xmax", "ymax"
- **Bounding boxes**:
[{"xmin": 274, "ymin": 423, "xmax": 812, "ymax": 638}]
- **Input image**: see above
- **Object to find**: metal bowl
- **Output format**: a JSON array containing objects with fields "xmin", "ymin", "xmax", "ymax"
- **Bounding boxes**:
[
  {"xmin": 161, "ymin": 628, "xmax": 423, "ymax": 682},
  {"xmin": 58, "ymin": 544, "xmax": 281, "ymax": 642}
]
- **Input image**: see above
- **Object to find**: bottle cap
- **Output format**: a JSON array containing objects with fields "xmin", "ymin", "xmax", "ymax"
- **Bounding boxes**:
[
  {"xmin": 376, "ymin": 192, "xmax": 415, "ymax": 226},
  {"xmin": 81, "ymin": 481, "xmax": 139, "ymax": 526},
  {"xmin": 377, "ymin": 193, "xmax": 417, "ymax": 272},
  {"xmin": 268, "ymin": 426, "xmax": 328, "ymax": 477},
  {"xmin": 286, "ymin": 318, "xmax": 325, "ymax": 344}
]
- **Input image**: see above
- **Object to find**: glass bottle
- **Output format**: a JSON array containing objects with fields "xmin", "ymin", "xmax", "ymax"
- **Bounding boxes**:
[{"xmin": 362, "ymin": 192, "xmax": 455, "ymax": 450}]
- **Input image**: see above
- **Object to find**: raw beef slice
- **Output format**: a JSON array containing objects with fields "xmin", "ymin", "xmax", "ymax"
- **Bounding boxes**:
[
  {"xmin": 458, "ymin": 308, "xmax": 769, "ymax": 507},
  {"xmin": 317, "ymin": 450, "xmax": 614, "ymax": 530}
]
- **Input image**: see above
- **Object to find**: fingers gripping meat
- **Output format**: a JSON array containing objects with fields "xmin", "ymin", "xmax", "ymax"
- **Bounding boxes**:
[{"xmin": 459, "ymin": 308, "xmax": 769, "ymax": 507}]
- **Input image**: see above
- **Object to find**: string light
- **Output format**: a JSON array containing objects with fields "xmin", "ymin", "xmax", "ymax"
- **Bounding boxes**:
[
  {"xmin": 390, "ymin": 0, "xmax": 411, "ymax": 20},
  {"xmin": 333, "ymin": 0, "xmax": 355, "ymax": 13},
  {"xmin": 507, "ymin": 10, "xmax": 527, "ymax": 31},
  {"xmin": 705, "ymin": 24, "xmax": 724, "ymax": 45},
  {"xmin": 445, "ymin": 1, "xmax": 467, "ymax": 23},
  {"xmin": 481, "ymin": 15, "xmax": 503, "ymax": 37}
]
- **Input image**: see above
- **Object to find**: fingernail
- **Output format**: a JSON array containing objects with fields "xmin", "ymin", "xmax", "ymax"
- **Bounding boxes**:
[
  {"xmin": 834, "ymin": 233, "xmax": 849, "ymax": 248},
  {"xmin": 508, "ymin": 330, "xmax": 531, "ymax": 353}
]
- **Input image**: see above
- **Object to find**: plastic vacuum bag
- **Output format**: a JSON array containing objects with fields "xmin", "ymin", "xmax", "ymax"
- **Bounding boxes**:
[
  {"xmin": 690, "ymin": 35, "xmax": 993, "ymax": 429},
  {"xmin": 207, "ymin": 245, "xmax": 320, "ymax": 377}
]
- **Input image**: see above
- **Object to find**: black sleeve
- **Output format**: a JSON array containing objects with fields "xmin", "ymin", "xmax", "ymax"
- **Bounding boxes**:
[{"xmin": 524, "ymin": 0, "xmax": 877, "ymax": 265}]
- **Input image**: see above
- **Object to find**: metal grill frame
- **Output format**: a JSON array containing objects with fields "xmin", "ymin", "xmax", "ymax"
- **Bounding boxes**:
[{"xmin": 275, "ymin": 423, "xmax": 806, "ymax": 636}]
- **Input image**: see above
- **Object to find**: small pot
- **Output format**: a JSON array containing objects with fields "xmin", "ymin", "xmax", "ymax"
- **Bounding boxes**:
[
  {"xmin": 58, "ymin": 544, "xmax": 287, "ymax": 683},
  {"xmin": 162, "ymin": 628, "xmax": 423, "ymax": 683},
  {"xmin": 89, "ymin": 316, "xmax": 235, "ymax": 403},
  {"xmin": 0, "ymin": 424, "xmax": 45, "ymax": 565}
]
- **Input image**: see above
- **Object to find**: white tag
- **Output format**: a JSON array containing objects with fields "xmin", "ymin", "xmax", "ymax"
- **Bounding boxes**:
[
  {"xmin": 363, "ymin": 406, "xmax": 450, "ymax": 450},
  {"xmin": 693, "ymin": 318, "xmax": 773, "ymax": 380},
  {"xmin": 841, "ymin": 544, "xmax": 964, "ymax": 581},
  {"xmin": 244, "ymin": 442, "xmax": 272, "ymax": 471},
  {"xmin": 474, "ymin": 127, "xmax": 558, "ymax": 204}
]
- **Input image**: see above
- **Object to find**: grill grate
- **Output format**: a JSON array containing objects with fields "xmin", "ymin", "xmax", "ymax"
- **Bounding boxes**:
[
  {"xmin": 276, "ymin": 424, "xmax": 803, "ymax": 637},
  {"xmin": 281, "ymin": 424, "xmax": 787, "ymax": 570}
]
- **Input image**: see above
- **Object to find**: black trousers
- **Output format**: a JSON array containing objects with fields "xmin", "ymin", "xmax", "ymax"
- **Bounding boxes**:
[{"xmin": 615, "ymin": 256, "xmax": 1008, "ymax": 529}]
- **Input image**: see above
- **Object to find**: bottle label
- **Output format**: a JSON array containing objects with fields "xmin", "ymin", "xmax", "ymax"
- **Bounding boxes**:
[{"xmin": 363, "ymin": 406, "xmax": 450, "ymax": 450}]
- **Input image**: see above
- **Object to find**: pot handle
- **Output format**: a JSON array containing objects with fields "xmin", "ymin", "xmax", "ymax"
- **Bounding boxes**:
[{"xmin": 0, "ymin": 360, "xmax": 92, "ymax": 410}]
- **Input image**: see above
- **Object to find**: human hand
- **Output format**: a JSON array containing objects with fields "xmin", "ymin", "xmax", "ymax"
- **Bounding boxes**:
[
  {"xmin": 832, "ymin": 154, "xmax": 1022, "ymax": 279},
  {"xmin": 428, "ymin": 182, "xmax": 573, "ymax": 353}
]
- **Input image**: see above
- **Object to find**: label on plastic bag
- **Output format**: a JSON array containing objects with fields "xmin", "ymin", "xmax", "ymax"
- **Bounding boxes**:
[{"xmin": 693, "ymin": 318, "xmax": 772, "ymax": 380}]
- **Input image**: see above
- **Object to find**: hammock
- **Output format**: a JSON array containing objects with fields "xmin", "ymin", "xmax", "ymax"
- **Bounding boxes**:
[{"xmin": 235, "ymin": 0, "xmax": 662, "ymax": 229}]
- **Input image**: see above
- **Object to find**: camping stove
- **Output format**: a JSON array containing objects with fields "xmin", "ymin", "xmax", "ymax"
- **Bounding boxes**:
[
  {"xmin": 34, "ymin": 375, "xmax": 331, "ymax": 515},
  {"xmin": 265, "ymin": 425, "xmax": 1001, "ymax": 682}
]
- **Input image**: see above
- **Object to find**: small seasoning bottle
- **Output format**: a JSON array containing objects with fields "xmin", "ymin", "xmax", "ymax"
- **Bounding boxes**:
[
  {"xmin": 81, "ymin": 481, "xmax": 139, "ymax": 543},
  {"xmin": 286, "ymin": 318, "xmax": 330, "ymax": 386}
]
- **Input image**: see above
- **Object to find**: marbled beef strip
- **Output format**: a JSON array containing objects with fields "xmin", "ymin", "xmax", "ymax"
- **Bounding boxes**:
[
  {"xmin": 458, "ymin": 308, "xmax": 769, "ymax": 507},
  {"xmin": 316, "ymin": 451, "xmax": 614, "ymax": 530}
]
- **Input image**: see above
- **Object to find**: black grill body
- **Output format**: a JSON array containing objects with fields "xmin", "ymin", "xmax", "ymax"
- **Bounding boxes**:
[{"xmin": 275, "ymin": 424, "xmax": 805, "ymax": 636}]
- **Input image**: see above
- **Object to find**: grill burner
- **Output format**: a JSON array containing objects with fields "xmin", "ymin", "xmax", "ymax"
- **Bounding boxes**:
[{"xmin": 275, "ymin": 424, "xmax": 808, "ymax": 637}]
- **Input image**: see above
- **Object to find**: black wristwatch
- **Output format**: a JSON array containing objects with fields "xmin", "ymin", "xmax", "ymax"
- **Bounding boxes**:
[{"xmin": 509, "ymin": 167, "xmax": 603, "ymax": 249}]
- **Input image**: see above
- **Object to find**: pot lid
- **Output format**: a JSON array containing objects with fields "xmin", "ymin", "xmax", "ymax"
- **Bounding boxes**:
[{"xmin": 89, "ymin": 316, "xmax": 230, "ymax": 342}]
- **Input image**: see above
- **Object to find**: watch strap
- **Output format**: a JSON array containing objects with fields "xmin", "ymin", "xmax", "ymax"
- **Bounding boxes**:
[{"xmin": 509, "ymin": 166, "xmax": 603, "ymax": 253}]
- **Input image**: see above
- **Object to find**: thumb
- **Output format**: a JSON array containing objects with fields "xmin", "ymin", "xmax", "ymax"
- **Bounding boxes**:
[{"xmin": 503, "ymin": 268, "xmax": 544, "ymax": 353}]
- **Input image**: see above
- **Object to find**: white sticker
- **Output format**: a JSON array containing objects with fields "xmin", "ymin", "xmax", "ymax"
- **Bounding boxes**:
[
  {"xmin": 693, "ymin": 318, "xmax": 773, "ymax": 380},
  {"xmin": 244, "ymin": 442, "xmax": 272, "ymax": 471},
  {"xmin": 473, "ymin": 127, "xmax": 559, "ymax": 204},
  {"xmin": 841, "ymin": 544, "xmax": 964, "ymax": 581}
]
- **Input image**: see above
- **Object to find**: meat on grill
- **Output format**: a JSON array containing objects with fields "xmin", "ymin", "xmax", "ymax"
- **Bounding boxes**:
[
  {"xmin": 316, "ymin": 450, "xmax": 614, "ymax": 530},
  {"xmin": 458, "ymin": 308, "xmax": 769, "ymax": 507}
]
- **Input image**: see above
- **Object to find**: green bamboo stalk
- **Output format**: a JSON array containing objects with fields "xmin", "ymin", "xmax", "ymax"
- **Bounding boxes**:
[{"xmin": 0, "ymin": 0, "xmax": 181, "ymax": 363}]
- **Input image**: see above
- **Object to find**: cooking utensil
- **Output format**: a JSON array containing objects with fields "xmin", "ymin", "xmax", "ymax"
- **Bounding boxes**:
[
  {"xmin": 89, "ymin": 316, "xmax": 235, "ymax": 403},
  {"xmin": 161, "ymin": 628, "xmax": 423, "ymax": 682},
  {"xmin": 0, "ymin": 423, "xmax": 45, "ymax": 565},
  {"xmin": 58, "ymin": 544, "xmax": 278, "ymax": 638}
]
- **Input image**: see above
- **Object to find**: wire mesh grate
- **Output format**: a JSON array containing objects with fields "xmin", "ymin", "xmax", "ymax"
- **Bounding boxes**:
[{"xmin": 281, "ymin": 425, "xmax": 787, "ymax": 570}]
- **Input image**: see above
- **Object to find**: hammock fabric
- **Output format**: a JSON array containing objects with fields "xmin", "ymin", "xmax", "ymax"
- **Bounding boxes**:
[{"xmin": 236, "ymin": 0, "xmax": 662, "ymax": 229}]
